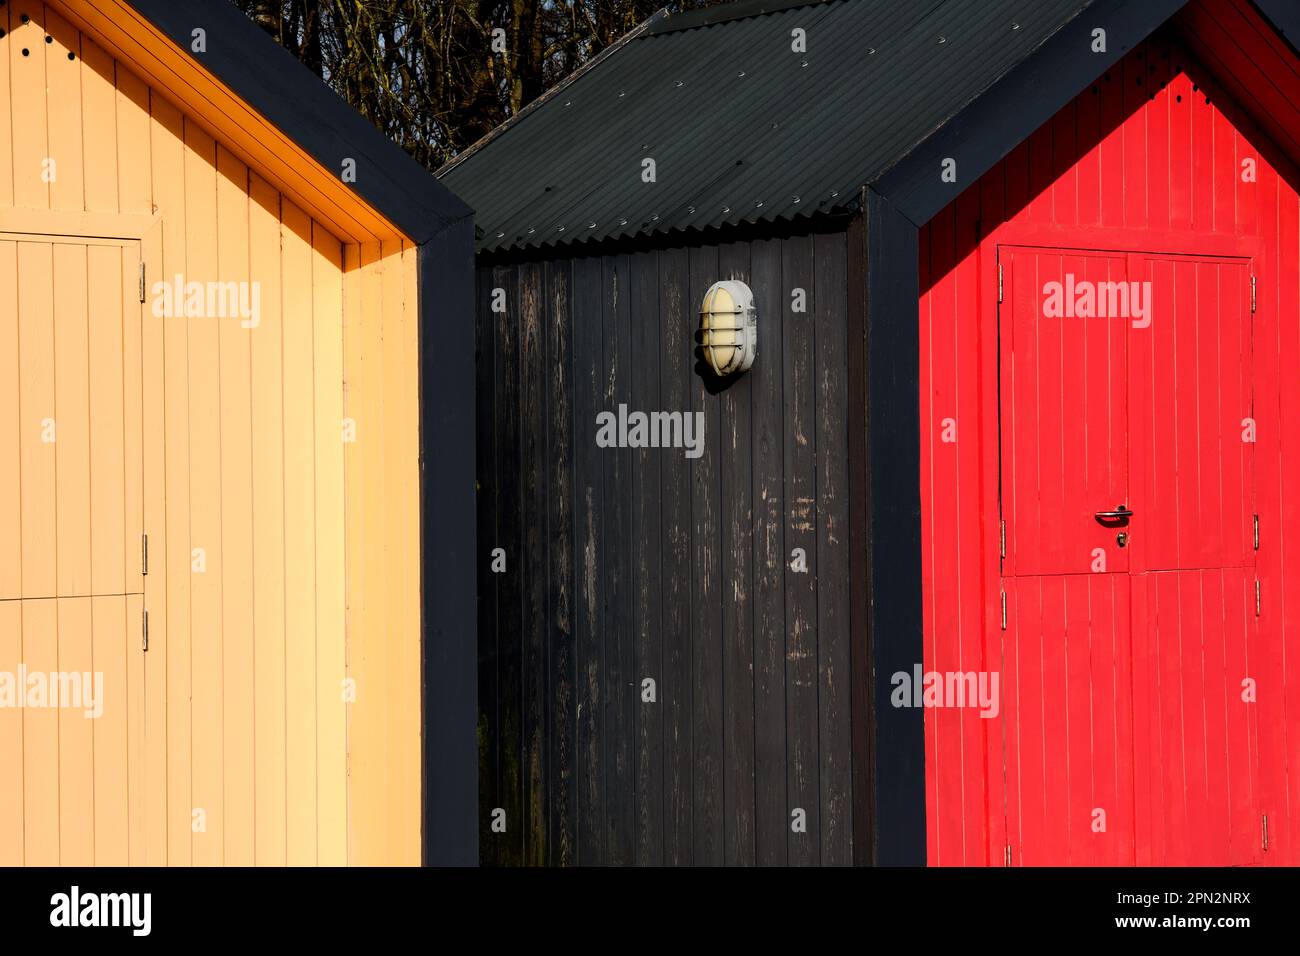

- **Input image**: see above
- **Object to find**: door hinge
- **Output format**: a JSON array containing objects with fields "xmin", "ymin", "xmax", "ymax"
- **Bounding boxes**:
[
  {"xmin": 1250, "ymin": 275, "xmax": 1257, "ymax": 313},
  {"xmin": 141, "ymin": 608, "xmax": 149, "ymax": 652},
  {"xmin": 1254, "ymin": 514, "xmax": 1260, "ymax": 551},
  {"xmin": 141, "ymin": 532, "xmax": 149, "ymax": 576},
  {"xmin": 1000, "ymin": 590, "xmax": 1007, "ymax": 630},
  {"xmin": 1255, "ymin": 579, "xmax": 1262, "ymax": 616},
  {"xmin": 138, "ymin": 261, "xmax": 146, "ymax": 304},
  {"xmin": 1000, "ymin": 519, "xmax": 1006, "ymax": 559},
  {"xmin": 1263, "ymin": 813, "xmax": 1269, "ymax": 851},
  {"xmin": 998, "ymin": 263, "xmax": 1004, "ymax": 304},
  {"xmin": 1004, "ymin": 844, "xmax": 1013, "ymax": 866}
]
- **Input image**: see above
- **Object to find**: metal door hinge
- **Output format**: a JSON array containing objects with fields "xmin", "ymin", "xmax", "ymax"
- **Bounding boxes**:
[
  {"xmin": 141, "ymin": 533, "xmax": 149, "ymax": 576},
  {"xmin": 1000, "ymin": 519, "xmax": 1006, "ymax": 559},
  {"xmin": 1263, "ymin": 814, "xmax": 1269, "ymax": 851},
  {"xmin": 998, "ymin": 263, "xmax": 1004, "ymax": 304},
  {"xmin": 1000, "ymin": 591, "xmax": 1007, "ymax": 630},
  {"xmin": 1255, "ymin": 579, "xmax": 1262, "ymax": 616},
  {"xmin": 1250, "ymin": 275, "xmax": 1257, "ymax": 314},
  {"xmin": 1254, "ymin": 514, "xmax": 1260, "ymax": 551},
  {"xmin": 138, "ymin": 261, "xmax": 146, "ymax": 304},
  {"xmin": 1004, "ymin": 844, "xmax": 1013, "ymax": 866},
  {"xmin": 142, "ymin": 608, "xmax": 149, "ymax": 652}
]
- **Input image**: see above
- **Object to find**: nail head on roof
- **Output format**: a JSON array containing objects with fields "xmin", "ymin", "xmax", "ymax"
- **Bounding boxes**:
[
  {"xmin": 1012, "ymin": 22, "xmax": 1020, "ymax": 30},
  {"xmin": 937, "ymin": 35, "xmax": 946, "ymax": 44}
]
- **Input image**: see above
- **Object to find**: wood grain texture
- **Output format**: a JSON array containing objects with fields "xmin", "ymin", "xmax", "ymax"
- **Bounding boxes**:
[{"xmin": 476, "ymin": 224, "xmax": 858, "ymax": 865}]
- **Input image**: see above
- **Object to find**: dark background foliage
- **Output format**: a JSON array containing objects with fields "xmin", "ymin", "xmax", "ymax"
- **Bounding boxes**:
[{"xmin": 229, "ymin": 0, "xmax": 725, "ymax": 169}]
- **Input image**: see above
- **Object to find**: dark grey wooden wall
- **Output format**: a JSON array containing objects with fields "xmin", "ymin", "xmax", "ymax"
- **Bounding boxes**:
[{"xmin": 474, "ymin": 221, "xmax": 866, "ymax": 865}]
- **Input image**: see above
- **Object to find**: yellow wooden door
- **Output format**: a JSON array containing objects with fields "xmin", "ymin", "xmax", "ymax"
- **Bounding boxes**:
[{"xmin": 0, "ymin": 234, "xmax": 146, "ymax": 865}]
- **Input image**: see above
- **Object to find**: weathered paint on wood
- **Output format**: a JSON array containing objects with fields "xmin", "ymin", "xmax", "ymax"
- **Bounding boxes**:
[{"xmin": 477, "ymin": 223, "xmax": 864, "ymax": 864}]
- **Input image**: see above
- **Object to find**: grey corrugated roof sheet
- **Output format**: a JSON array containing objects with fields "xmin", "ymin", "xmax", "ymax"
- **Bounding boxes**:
[{"xmin": 439, "ymin": 0, "xmax": 1094, "ymax": 253}]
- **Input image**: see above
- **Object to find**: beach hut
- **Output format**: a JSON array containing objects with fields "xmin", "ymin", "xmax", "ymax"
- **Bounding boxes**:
[
  {"xmin": 0, "ymin": 0, "xmax": 476, "ymax": 866},
  {"xmin": 443, "ymin": 0, "xmax": 1300, "ymax": 866}
]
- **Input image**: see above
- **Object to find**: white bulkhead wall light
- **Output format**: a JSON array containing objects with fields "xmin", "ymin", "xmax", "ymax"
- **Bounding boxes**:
[{"xmin": 699, "ymin": 279, "xmax": 757, "ymax": 376}]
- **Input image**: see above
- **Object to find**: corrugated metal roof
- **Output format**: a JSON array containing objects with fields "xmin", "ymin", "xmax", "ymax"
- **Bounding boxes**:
[{"xmin": 439, "ymin": 0, "xmax": 1095, "ymax": 253}]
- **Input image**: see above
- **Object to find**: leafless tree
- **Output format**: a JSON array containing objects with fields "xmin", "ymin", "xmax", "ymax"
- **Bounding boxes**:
[{"xmin": 231, "ymin": 0, "xmax": 721, "ymax": 169}]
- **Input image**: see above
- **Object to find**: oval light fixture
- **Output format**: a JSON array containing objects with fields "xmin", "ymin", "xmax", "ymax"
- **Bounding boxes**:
[{"xmin": 699, "ymin": 279, "xmax": 757, "ymax": 377}]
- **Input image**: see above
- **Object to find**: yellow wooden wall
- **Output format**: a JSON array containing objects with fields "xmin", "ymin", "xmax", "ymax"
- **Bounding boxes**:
[{"xmin": 0, "ymin": 2, "xmax": 422, "ymax": 865}]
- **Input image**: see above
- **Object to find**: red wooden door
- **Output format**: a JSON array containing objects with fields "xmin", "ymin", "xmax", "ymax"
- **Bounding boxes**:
[
  {"xmin": 999, "ymin": 247, "xmax": 1137, "ymax": 865},
  {"xmin": 1127, "ymin": 253, "xmax": 1261, "ymax": 866},
  {"xmin": 998, "ymin": 246, "xmax": 1260, "ymax": 866}
]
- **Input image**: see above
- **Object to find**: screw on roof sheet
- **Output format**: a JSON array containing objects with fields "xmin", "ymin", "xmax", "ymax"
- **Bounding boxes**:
[
  {"xmin": 618, "ymin": 218, "xmax": 628, "ymax": 226},
  {"xmin": 868, "ymin": 47, "xmax": 876, "ymax": 54},
  {"xmin": 619, "ymin": 91, "xmax": 625, "ymax": 97},
  {"xmin": 650, "ymin": 214, "xmax": 660, "ymax": 222},
  {"xmin": 587, "ymin": 221, "xmax": 597, "ymax": 229},
  {"xmin": 558, "ymin": 225, "xmax": 566, "ymax": 232},
  {"xmin": 793, "ymin": 195, "xmax": 801, "ymax": 203},
  {"xmin": 937, "ymin": 35, "xmax": 947, "ymax": 44},
  {"xmin": 830, "ymin": 190, "xmax": 839, "ymax": 198},
  {"xmin": 496, "ymin": 232, "xmax": 505, "ymax": 238},
  {"xmin": 675, "ymin": 80, "xmax": 684, "ymax": 87},
  {"xmin": 738, "ymin": 70, "xmax": 746, "ymax": 77},
  {"xmin": 687, "ymin": 205, "xmax": 696, "ymax": 214},
  {"xmin": 527, "ymin": 227, "xmax": 536, "ymax": 234},
  {"xmin": 564, "ymin": 100, "xmax": 571, "ymax": 107},
  {"xmin": 1012, "ymin": 22, "xmax": 1020, "ymax": 30},
  {"xmin": 722, "ymin": 205, "xmax": 731, "ymax": 213},
  {"xmin": 801, "ymin": 60, "xmax": 808, "ymax": 67},
  {"xmin": 755, "ymin": 200, "xmax": 764, "ymax": 208}
]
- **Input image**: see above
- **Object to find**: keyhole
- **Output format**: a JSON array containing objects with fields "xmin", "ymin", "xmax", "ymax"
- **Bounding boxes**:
[{"xmin": 1116, "ymin": 532, "xmax": 1128, "ymax": 548}]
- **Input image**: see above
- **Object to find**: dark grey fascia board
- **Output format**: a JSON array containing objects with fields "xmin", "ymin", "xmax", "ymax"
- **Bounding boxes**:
[
  {"xmin": 1253, "ymin": 0, "xmax": 1300, "ymax": 60},
  {"xmin": 871, "ymin": 0, "xmax": 1189, "ymax": 228},
  {"xmin": 130, "ymin": 0, "xmax": 473, "ymax": 243}
]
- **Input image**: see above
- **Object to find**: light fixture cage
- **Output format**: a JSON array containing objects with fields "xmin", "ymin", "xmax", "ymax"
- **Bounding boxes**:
[{"xmin": 699, "ymin": 279, "xmax": 757, "ymax": 376}]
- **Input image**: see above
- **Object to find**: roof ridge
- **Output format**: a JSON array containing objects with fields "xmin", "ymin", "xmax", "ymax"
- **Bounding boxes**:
[{"xmin": 647, "ymin": 0, "xmax": 836, "ymax": 36}]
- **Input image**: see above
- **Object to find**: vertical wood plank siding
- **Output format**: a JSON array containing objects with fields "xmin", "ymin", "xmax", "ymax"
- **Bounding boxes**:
[
  {"xmin": 476, "ymin": 226, "xmax": 863, "ymax": 864},
  {"xmin": 919, "ymin": 21, "xmax": 1300, "ymax": 865},
  {"xmin": 0, "ymin": 3, "xmax": 422, "ymax": 865}
]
